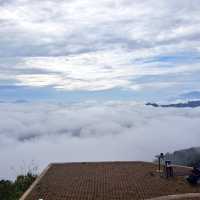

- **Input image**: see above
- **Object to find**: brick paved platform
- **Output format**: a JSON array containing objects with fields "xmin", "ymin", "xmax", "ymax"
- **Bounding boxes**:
[{"xmin": 20, "ymin": 162, "xmax": 200, "ymax": 200}]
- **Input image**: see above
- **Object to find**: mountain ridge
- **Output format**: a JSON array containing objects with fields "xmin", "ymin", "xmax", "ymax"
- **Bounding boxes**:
[{"xmin": 146, "ymin": 100, "xmax": 200, "ymax": 108}]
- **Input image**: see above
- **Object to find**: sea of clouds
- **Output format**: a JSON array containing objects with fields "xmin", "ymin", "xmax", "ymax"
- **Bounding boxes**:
[{"xmin": 0, "ymin": 101, "xmax": 200, "ymax": 180}]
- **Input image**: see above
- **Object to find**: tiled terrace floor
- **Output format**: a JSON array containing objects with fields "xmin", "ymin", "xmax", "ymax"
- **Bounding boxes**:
[{"xmin": 21, "ymin": 162, "xmax": 200, "ymax": 200}]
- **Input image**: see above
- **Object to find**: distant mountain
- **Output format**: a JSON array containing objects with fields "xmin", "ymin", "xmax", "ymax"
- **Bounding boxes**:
[
  {"xmin": 146, "ymin": 102, "xmax": 159, "ymax": 107},
  {"xmin": 146, "ymin": 100, "xmax": 200, "ymax": 108},
  {"xmin": 13, "ymin": 100, "xmax": 28, "ymax": 104},
  {"xmin": 0, "ymin": 100, "xmax": 29, "ymax": 104}
]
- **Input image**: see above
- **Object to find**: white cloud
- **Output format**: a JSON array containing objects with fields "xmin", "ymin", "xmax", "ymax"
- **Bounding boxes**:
[
  {"xmin": 1, "ymin": 0, "xmax": 200, "ymax": 56},
  {"xmin": 0, "ymin": 101, "xmax": 200, "ymax": 180},
  {"xmin": 0, "ymin": 0, "xmax": 200, "ymax": 92},
  {"xmin": 0, "ymin": 51, "xmax": 198, "ymax": 92}
]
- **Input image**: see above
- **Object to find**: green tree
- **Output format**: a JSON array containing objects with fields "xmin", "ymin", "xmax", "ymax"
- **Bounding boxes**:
[
  {"xmin": 0, "ymin": 173, "xmax": 37, "ymax": 200},
  {"xmin": 14, "ymin": 173, "xmax": 37, "ymax": 199},
  {"xmin": 0, "ymin": 180, "xmax": 15, "ymax": 200}
]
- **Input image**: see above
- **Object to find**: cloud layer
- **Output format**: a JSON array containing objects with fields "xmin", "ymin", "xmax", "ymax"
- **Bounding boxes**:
[
  {"xmin": 0, "ymin": 101, "xmax": 200, "ymax": 180},
  {"xmin": 1, "ymin": 0, "xmax": 200, "ymax": 57},
  {"xmin": 0, "ymin": 0, "xmax": 200, "ymax": 94}
]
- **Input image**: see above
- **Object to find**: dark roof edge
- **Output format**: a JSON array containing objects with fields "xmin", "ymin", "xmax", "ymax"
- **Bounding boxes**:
[
  {"xmin": 50, "ymin": 161, "xmax": 150, "ymax": 165},
  {"xmin": 19, "ymin": 164, "xmax": 52, "ymax": 200}
]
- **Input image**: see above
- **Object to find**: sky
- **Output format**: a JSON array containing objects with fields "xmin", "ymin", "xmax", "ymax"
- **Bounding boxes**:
[
  {"xmin": 0, "ymin": 0, "xmax": 200, "ymax": 102},
  {"xmin": 0, "ymin": 0, "xmax": 200, "ymax": 180}
]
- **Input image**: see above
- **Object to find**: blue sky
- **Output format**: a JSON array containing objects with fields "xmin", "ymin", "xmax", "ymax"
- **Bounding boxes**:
[{"xmin": 0, "ymin": 0, "xmax": 200, "ymax": 102}]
